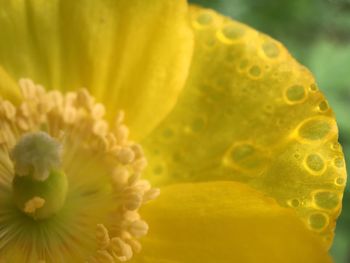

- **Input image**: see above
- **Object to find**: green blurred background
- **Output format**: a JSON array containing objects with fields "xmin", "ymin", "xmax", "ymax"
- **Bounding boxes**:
[{"xmin": 189, "ymin": 0, "xmax": 350, "ymax": 262}]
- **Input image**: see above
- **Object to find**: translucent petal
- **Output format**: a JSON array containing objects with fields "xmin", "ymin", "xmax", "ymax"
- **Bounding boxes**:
[
  {"xmin": 0, "ymin": 0, "xmax": 193, "ymax": 139},
  {"xmin": 142, "ymin": 6, "xmax": 346, "ymax": 245},
  {"xmin": 134, "ymin": 182, "xmax": 332, "ymax": 263}
]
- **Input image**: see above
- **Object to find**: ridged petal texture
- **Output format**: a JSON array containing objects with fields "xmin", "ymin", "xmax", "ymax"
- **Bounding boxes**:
[
  {"xmin": 135, "ymin": 182, "xmax": 333, "ymax": 263},
  {"xmin": 0, "ymin": 0, "xmax": 193, "ymax": 140},
  {"xmin": 142, "ymin": 6, "xmax": 347, "ymax": 247}
]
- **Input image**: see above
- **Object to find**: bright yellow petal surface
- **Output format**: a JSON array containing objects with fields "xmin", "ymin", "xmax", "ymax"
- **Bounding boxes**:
[
  {"xmin": 142, "ymin": 6, "xmax": 347, "ymax": 245},
  {"xmin": 134, "ymin": 181, "xmax": 332, "ymax": 263},
  {"xmin": 0, "ymin": 66, "xmax": 21, "ymax": 104},
  {"xmin": 0, "ymin": 0, "xmax": 193, "ymax": 140}
]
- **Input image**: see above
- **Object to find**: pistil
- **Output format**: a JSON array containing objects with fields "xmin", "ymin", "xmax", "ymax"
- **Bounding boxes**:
[{"xmin": 11, "ymin": 132, "xmax": 68, "ymax": 220}]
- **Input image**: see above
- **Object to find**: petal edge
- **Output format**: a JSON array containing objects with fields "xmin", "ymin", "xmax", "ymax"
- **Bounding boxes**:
[{"xmin": 136, "ymin": 182, "xmax": 333, "ymax": 263}]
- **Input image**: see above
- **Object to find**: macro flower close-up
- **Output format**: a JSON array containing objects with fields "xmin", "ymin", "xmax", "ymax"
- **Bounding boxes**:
[{"xmin": 0, "ymin": 0, "xmax": 347, "ymax": 262}]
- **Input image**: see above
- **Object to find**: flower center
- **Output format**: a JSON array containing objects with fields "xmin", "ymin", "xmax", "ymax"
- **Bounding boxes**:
[
  {"xmin": 0, "ymin": 79, "xmax": 159, "ymax": 262},
  {"xmin": 11, "ymin": 132, "xmax": 68, "ymax": 220}
]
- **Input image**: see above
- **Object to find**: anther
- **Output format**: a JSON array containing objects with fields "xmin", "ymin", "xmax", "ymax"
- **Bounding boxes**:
[{"xmin": 1, "ymin": 79, "xmax": 159, "ymax": 261}]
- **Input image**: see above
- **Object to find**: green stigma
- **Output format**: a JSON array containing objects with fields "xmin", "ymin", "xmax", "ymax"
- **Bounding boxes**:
[{"xmin": 11, "ymin": 132, "xmax": 68, "ymax": 220}]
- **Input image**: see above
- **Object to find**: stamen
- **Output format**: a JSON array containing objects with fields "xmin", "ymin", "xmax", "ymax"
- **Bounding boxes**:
[
  {"xmin": 95, "ymin": 250, "xmax": 115, "ymax": 263},
  {"xmin": 110, "ymin": 237, "xmax": 133, "ymax": 261},
  {"xmin": 0, "ymin": 78, "xmax": 158, "ymax": 261},
  {"xmin": 143, "ymin": 188, "xmax": 161, "ymax": 203},
  {"xmin": 114, "ymin": 147, "xmax": 136, "ymax": 164},
  {"xmin": 128, "ymin": 220, "xmax": 149, "ymax": 238},
  {"xmin": 96, "ymin": 224, "xmax": 110, "ymax": 249}
]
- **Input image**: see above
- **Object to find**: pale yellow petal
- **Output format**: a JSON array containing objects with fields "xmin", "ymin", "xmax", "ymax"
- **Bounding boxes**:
[
  {"xmin": 142, "ymin": 6, "xmax": 346, "ymax": 245},
  {"xmin": 133, "ymin": 182, "xmax": 333, "ymax": 263},
  {"xmin": 0, "ymin": 0, "xmax": 193, "ymax": 139}
]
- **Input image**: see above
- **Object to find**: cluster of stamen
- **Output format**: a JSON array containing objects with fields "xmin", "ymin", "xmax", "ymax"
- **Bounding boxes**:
[{"xmin": 0, "ymin": 79, "xmax": 159, "ymax": 262}]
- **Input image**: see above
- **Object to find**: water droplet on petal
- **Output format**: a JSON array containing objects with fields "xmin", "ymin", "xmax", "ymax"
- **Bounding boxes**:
[
  {"xmin": 297, "ymin": 117, "xmax": 335, "ymax": 142},
  {"xmin": 285, "ymin": 85, "xmax": 306, "ymax": 104},
  {"xmin": 217, "ymin": 24, "xmax": 245, "ymax": 44},
  {"xmin": 287, "ymin": 198, "xmax": 301, "ymax": 208},
  {"xmin": 331, "ymin": 142, "xmax": 341, "ymax": 151},
  {"xmin": 333, "ymin": 157, "xmax": 345, "ymax": 168},
  {"xmin": 318, "ymin": 100, "xmax": 329, "ymax": 112},
  {"xmin": 196, "ymin": 13, "xmax": 213, "ymax": 26},
  {"xmin": 309, "ymin": 83, "xmax": 318, "ymax": 92},
  {"xmin": 262, "ymin": 40, "xmax": 280, "ymax": 58},
  {"xmin": 335, "ymin": 177, "xmax": 346, "ymax": 186},
  {"xmin": 223, "ymin": 142, "xmax": 269, "ymax": 174},
  {"xmin": 248, "ymin": 65, "xmax": 262, "ymax": 79},
  {"xmin": 308, "ymin": 212, "xmax": 329, "ymax": 231},
  {"xmin": 312, "ymin": 190, "xmax": 341, "ymax": 210},
  {"xmin": 304, "ymin": 153, "xmax": 326, "ymax": 175}
]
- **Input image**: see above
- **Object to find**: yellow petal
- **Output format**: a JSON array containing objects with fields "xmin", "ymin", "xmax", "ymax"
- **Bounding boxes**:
[
  {"xmin": 142, "ymin": 6, "xmax": 346, "ymax": 245},
  {"xmin": 0, "ymin": 66, "xmax": 21, "ymax": 104},
  {"xmin": 134, "ymin": 182, "xmax": 332, "ymax": 263},
  {"xmin": 0, "ymin": 0, "xmax": 193, "ymax": 140}
]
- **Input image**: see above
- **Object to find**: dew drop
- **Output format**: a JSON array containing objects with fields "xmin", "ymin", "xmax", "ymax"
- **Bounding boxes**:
[
  {"xmin": 310, "ymin": 83, "xmax": 318, "ymax": 92},
  {"xmin": 223, "ymin": 143, "xmax": 269, "ymax": 173},
  {"xmin": 262, "ymin": 41, "xmax": 280, "ymax": 58},
  {"xmin": 318, "ymin": 100, "xmax": 329, "ymax": 112},
  {"xmin": 248, "ymin": 65, "xmax": 262, "ymax": 78},
  {"xmin": 304, "ymin": 153, "xmax": 326, "ymax": 175},
  {"xmin": 298, "ymin": 117, "xmax": 334, "ymax": 142},
  {"xmin": 196, "ymin": 12, "xmax": 213, "ymax": 27},
  {"xmin": 222, "ymin": 25, "xmax": 244, "ymax": 39},
  {"xmin": 335, "ymin": 177, "xmax": 346, "ymax": 186},
  {"xmin": 308, "ymin": 212, "xmax": 329, "ymax": 231},
  {"xmin": 218, "ymin": 24, "xmax": 245, "ymax": 44},
  {"xmin": 287, "ymin": 198, "xmax": 300, "ymax": 208},
  {"xmin": 333, "ymin": 157, "xmax": 345, "ymax": 168},
  {"xmin": 285, "ymin": 85, "xmax": 306, "ymax": 103},
  {"xmin": 331, "ymin": 142, "xmax": 341, "ymax": 151},
  {"xmin": 312, "ymin": 190, "xmax": 340, "ymax": 210}
]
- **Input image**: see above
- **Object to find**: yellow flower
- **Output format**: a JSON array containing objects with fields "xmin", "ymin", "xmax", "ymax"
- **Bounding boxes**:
[{"xmin": 0, "ymin": 0, "xmax": 346, "ymax": 262}]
